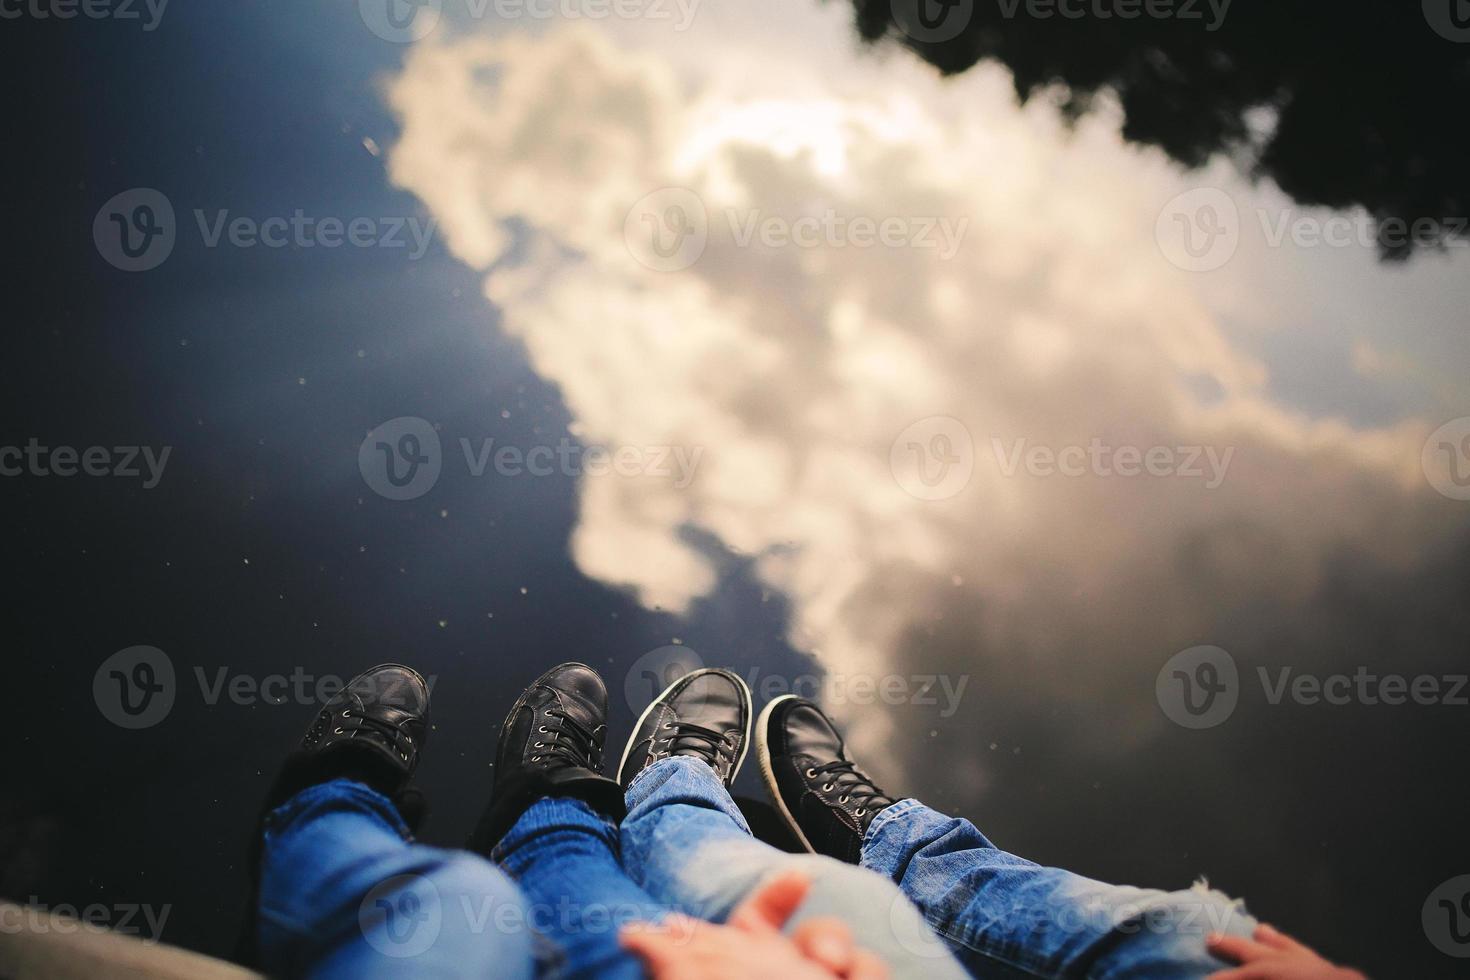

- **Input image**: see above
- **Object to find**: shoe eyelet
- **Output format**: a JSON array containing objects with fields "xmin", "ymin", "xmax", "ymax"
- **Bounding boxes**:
[
  {"xmin": 531, "ymin": 755, "xmax": 542, "ymax": 762},
  {"xmin": 334, "ymin": 727, "xmax": 345, "ymax": 735},
  {"xmin": 534, "ymin": 741, "xmax": 545, "ymax": 748},
  {"xmin": 538, "ymin": 726, "xmax": 548, "ymax": 733},
  {"xmin": 855, "ymin": 808, "xmax": 866, "ymax": 816},
  {"xmin": 839, "ymin": 795, "xmax": 849, "ymax": 804},
  {"xmin": 663, "ymin": 722, "xmax": 674, "ymax": 730},
  {"xmin": 805, "ymin": 768, "xmax": 817, "ymax": 778},
  {"xmin": 822, "ymin": 783, "xmax": 835, "ymax": 792},
  {"xmin": 400, "ymin": 753, "xmax": 408, "ymax": 761},
  {"xmin": 341, "ymin": 709, "xmax": 352, "ymax": 718}
]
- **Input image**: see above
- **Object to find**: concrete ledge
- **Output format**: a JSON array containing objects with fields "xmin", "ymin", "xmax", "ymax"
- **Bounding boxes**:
[{"xmin": 0, "ymin": 901, "xmax": 261, "ymax": 980}]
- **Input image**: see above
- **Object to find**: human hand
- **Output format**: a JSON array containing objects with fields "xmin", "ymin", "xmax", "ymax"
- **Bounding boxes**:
[
  {"xmin": 1206, "ymin": 924, "xmax": 1366, "ymax": 980},
  {"xmin": 619, "ymin": 870, "xmax": 889, "ymax": 980}
]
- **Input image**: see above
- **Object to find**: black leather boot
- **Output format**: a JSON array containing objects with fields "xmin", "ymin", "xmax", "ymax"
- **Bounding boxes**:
[
  {"xmin": 471, "ymin": 662, "xmax": 625, "ymax": 852},
  {"xmin": 617, "ymin": 667, "xmax": 751, "ymax": 788},
  {"xmin": 756, "ymin": 694, "xmax": 897, "ymax": 864}
]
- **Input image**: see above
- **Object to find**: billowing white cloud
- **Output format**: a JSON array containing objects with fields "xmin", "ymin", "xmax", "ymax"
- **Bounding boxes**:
[{"xmin": 384, "ymin": 21, "xmax": 1462, "ymax": 763}]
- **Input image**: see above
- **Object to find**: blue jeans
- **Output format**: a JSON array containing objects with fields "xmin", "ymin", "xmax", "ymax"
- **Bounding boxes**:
[
  {"xmin": 257, "ymin": 779, "xmax": 536, "ymax": 979},
  {"xmin": 861, "ymin": 799, "xmax": 1259, "ymax": 979},
  {"xmin": 258, "ymin": 769, "xmax": 968, "ymax": 978},
  {"xmin": 259, "ymin": 779, "xmax": 661, "ymax": 979},
  {"xmin": 621, "ymin": 757, "xmax": 970, "ymax": 980}
]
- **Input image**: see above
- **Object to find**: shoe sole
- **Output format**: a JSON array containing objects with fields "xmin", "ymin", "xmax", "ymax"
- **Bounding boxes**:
[
  {"xmin": 618, "ymin": 667, "xmax": 753, "ymax": 786},
  {"xmin": 755, "ymin": 694, "xmax": 819, "ymax": 854}
]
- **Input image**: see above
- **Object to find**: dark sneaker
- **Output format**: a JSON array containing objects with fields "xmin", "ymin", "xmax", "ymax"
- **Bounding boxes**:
[
  {"xmin": 617, "ymin": 667, "xmax": 752, "ymax": 788},
  {"xmin": 756, "ymin": 695, "xmax": 897, "ymax": 863},
  {"xmin": 472, "ymin": 662, "xmax": 624, "ymax": 849},
  {"xmin": 241, "ymin": 663, "xmax": 431, "ymax": 966},
  {"xmin": 265, "ymin": 663, "xmax": 431, "ymax": 810}
]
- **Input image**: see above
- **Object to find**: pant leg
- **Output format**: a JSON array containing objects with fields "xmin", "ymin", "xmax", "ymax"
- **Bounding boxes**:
[
  {"xmin": 861, "ymin": 799, "xmax": 1258, "ymax": 980},
  {"xmin": 494, "ymin": 796, "xmax": 668, "ymax": 980},
  {"xmin": 258, "ymin": 778, "xmax": 535, "ymax": 980},
  {"xmin": 619, "ymin": 756, "xmax": 969, "ymax": 980}
]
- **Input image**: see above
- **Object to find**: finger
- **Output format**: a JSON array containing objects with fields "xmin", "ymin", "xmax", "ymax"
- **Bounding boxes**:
[
  {"xmin": 1253, "ymin": 923, "xmax": 1311, "ymax": 954},
  {"xmin": 619, "ymin": 928, "xmax": 682, "ymax": 973},
  {"xmin": 728, "ymin": 870, "xmax": 812, "ymax": 933},
  {"xmin": 1206, "ymin": 932, "xmax": 1271, "ymax": 964},
  {"xmin": 620, "ymin": 914, "xmax": 700, "ymax": 952},
  {"xmin": 792, "ymin": 918, "xmax": 856, "ymax": 973},
  {"xmin": 847, "ymin": 949, "xmax": 891, "ymax": 980}
]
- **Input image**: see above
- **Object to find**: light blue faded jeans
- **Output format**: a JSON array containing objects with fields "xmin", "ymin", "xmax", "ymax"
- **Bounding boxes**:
[
  {"xmin": 621, "ymin": 757, "xmax": 971, "ymax": 980},
  {"xmin": 861, "ymin": 799, "xmax": 1259, "ymax": 979}
]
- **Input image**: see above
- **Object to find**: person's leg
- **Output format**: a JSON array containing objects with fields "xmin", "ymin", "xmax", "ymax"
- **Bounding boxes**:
[
  {"xmin": 758, "ymin": 695, "xmax": 1257, "ymax": 980},
  {"xmin": 471, "ymin": 662, "xmax": 668, "ymax": 980},
  {"xmin": 492, "ymin": 796, "xmax": 667, "ymax": 980},
  {"xmin": 259, "ymin": 778, "xmax": 534, "ymax": 979},
  {"xmin": 861, "ymin": 800, "xmax": 1255, "ymax": 980},
  {"xmin": 249, "ymin": 663, "xmax": 535, "ymax": 979},
  {"xmin": 616, "ymin": 669, "xmax": 969, "ymax": 980}
]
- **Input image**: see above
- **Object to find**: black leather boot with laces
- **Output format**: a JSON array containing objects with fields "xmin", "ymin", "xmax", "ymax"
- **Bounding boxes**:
[
  {"xmin": 617, "ymin": 667, "xmax": 751, "ymax": 788},
  {"xmin": 471, "ymin": 662, "xmax": 625, "ymax": 851},
  {"xmin": 261, "ymin": 662, "xmax": 431, "ymax": 817},
  {"xmin": 756, "ymin": 694, "xmax": 898, "ymax": 864}
]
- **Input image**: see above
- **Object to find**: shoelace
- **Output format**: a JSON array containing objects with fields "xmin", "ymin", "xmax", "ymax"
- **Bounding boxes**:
[
  {"xmin": 534, "ymin": 708, "xmax": 601, "ymax": 769},
  {"xmin": 806, "ymin": 760, "xmax": 895, "ymax": 816},
  {"xmin": 661, "ymin": 721, "xmax": 733, "ymax": 768},
  {"xmin": 339, "ymin": 706, "xmax": 417, "ymax": 762}
]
